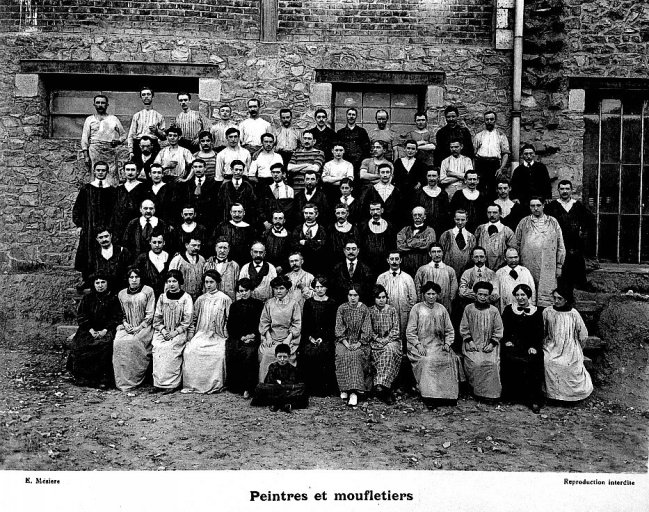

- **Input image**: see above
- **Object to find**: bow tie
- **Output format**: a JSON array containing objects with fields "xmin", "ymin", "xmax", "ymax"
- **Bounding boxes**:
[
  {"xmin": 517, "ymin": 307, "xmax": 531, "ymax": 313},
  {"xmin": 372, "ymin": 220, "xmax": 381, "ymax": 226}
]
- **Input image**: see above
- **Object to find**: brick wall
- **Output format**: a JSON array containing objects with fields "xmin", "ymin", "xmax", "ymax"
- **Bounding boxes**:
[
  {"xmin": 277, "ymin": 0, "xmax": 494, "ymax": 45},
  {"xmin": 0, "ymin": 0, "xmax": 261, "ymax": 38}
]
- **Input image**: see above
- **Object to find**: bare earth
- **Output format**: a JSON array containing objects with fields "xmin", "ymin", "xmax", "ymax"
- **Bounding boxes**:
[{"xmin": 1, "ymin": 331, "xmax": 647, "ymax": 472}]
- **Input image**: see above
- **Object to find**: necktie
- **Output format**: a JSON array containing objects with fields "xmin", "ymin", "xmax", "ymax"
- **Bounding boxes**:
[
  {"xmin": 456, "ymin": 231, "xmax": 466, "ymax": 250},
  {"xmin": 349, "ymin": 261, "xmax": 355, "ymax": 276},
  {"xmin": 273, "ymin": 183, "xmax": 280, "ymax": 199},
  {"xmin": 488, "ymin": 225, "xmax": 498, "ymax": 236},
  {"xmin": 143, "ymin": 219, "xmax": 152, "ymax": 240},
  {"xmin": 392, "ymin": 271, "xmax": 397, "ymax": 277},
  {"xmin": 305, "ymin": 226, "xmax": 313, "ymax": 239},
  {"xmin": 234, "ymin": 179, "xmax": 240, "ymax": 189},
  {"xmin": 342, "ymin": 196, "xmax": 348, "ymax": 204},
  {"xmin": 195, "ymin": 178, "xmax": 202, "ymax": 196},
  {"xmin": 509, "ymin": 269, "xmax": 518, "ymax": 280},
  {"xmin": 98, "ymin": 180, "xmax": 103, "ymax": 188},
  {"xmin": 517, "ymin": 306, "xmax": 531, "ymax": 313}
]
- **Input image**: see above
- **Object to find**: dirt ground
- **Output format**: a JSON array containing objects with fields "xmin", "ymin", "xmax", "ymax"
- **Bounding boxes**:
[{"xmin": 0, "ymin": 323, "xmax": 647, "ymax": 473}]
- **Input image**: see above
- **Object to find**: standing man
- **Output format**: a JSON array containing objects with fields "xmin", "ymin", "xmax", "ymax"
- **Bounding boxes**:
[
  {"xmin": 239, "ymin": 242, "xmax": 278, "ymax": 301},
  {"xmin": 473, "ymin": 110, "xmax": 510, "ymax": 200},
  {"xmin": 407, "ymin": 112, "xmax": 436, "ymax": 169},
  {"xmin": 173, "ymin": 204, "xmax": 208, "ymax": 256},
  {"xmin": 438, "ymin": 209, "xmax": 477, "ymax": 282},
  {"xmin": 248, "ymin": 132, "xmax": 284, "ymax": 193},
  {"xmin": 336, "ymin": 107, "xmax": 371, "ymax": 180},
  {"xmin": 216, "ymin": 160, "xmax": 257, "ymax": 225},
  {"xmin": 81, "ymin": 94, "xmax": 126, "ymax": 186},
  {"xmin": 168, "ymin": 234, "xmax": 206, "ymax": 301},
  {"xmin": 359, "ymin": 202, "xmax": 395, "ymax": 276},
  {"xmin": 239, "ymin": 98, "xmax": 271, "ymax": 157},
  {"xmin": 376, "ymin": 251, "xmax": 417, "ymax": 342},
  {"xmin": 215, "ymin": 128, "xmax": 252, "ymax": 182},
  {"xmin": 133, "ymin": 227, "xmax": 170, "ymax": 297},
  {"xmin": 306, "ymin": 109, "xmax": 337, "ymax": 162},
  {"xmin": 72, "ymin": 162, "xmax": 116, "ymax": 291},
  {"xmin": 271, "ymin": 108, "xmax": 301, "ymax": 168},
  {"xmin": 292, "ymin": 203, "xmax": 328, "ymax": 275},
  {"xmin": 392, "ymin": 139, "xmax": 429, "ymax": 202},
  {"xmin": 213, "ymin": 203, "xmax": 256, "ymax": 266},
  {"xmin": 127, "ymin": 86, "xmax": 166, "ymax": 163},
  {"xmin": 369, "ymin": 109, "xmax": 400, "ymax": 161},
  {"xmin": 495, "ymin": 247, "xmax": 536, "ymax": 312},
  {"xmin": 154, "ymin": 126, "xmax": 194, "ymax": 182},
  {"xmin": 193, "ymin": 131, "xmax": 218, "ymax": 180},
  {"xmin": 287, "ymin": 131, "xmax": 325, "ymax": 193},
  {"xmin": 514, "ymin": 198, "xmax": 566, "ymax": 306},
  {"xmin": 474, "ymin": 204, "xmax": 516, "ymax": 271},
  {"xmin": 321, "ymin": 143, "xmax": 355, "ymax": 201},
  {"xmin": 111, "ymin": 161, "xmax": 147, "ymax": 240},
  {"xmin": 440, "ymin": 139, "xmax": 474, "ymax": 200},
  {"xmin": 510, "ymin": 143, "xmax": 552, "ymax": 207},
  {"xmin": 545, "ymin": 180, "xmax": 593, "ymax": 290},
  {"xmin": 396, "ymin": 207, "xmax": 437, "ymax": 277},
  {"xmin": 285, "ymin": 252, "xmax": 314, "ymax": 310},
  {"xmin": 434, "ymin": 105, "xmax": 474, "ymax": 167},
  {"xmin": 413, "ymin": 244, "xmax": 458, "ymax": 312},
  {"xmin": 494, "ymin": 178, "xmax": 525, "ymax": 231},
  {"xmin": 210, "ymin": 104, "xmax": 237, "ymax": 153},
  {"xmin": 258, "ymin": 164, "xmax": 296, "ymax": 231},
  {"xmin": 294, "ymin": 171, "xmax": 331, "ymax": 226},
  {"xmin": 174, "ymin": 92, "xmax": 211, "ymax": 153},
  {"xmin": 90, "ymin": 227, "xmax": 132, "ymax": 291},
  {"xmin": 261, "ymin": 210, "xmax": 294, "ymax": 274}
]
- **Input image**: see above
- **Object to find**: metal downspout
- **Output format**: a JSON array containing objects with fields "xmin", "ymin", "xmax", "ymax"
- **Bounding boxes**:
[{"xmin": 511, "ymin": 0, "xmax": 525, "ymax": 174}]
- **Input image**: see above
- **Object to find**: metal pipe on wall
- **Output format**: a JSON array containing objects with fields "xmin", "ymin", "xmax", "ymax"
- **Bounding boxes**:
[{"xmin": 511, "ymin": 0, "xmax": 525, "ymax": 174}]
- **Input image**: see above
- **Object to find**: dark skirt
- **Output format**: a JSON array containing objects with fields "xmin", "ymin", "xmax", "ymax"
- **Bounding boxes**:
[
  {"xmin": 67, "ymin": 329, "xmax": 115, "ymax": 386},
  {"xmin": 225, "ymin": 338, "xmax": 260, "ymax": 394},
  {"xmin": 297, "ymin": 339, "xmax": 337, "ymax": 396},
  {"xmin": 500, "ymin": 349, "xmax": 544, "ymax": 405}
]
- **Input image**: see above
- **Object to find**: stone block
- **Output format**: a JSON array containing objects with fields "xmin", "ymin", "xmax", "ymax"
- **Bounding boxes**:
[
  {"xmin": 425, "ymin": 86, "xmax": 444, "ymax": 109},
  {"xmin": 199, "ymin": 79, "xmax": 221, "ymax": 102},
  {"xmin": 568, "ymin": 89, "xmax": 586, "ymax": 112},
  {"xmin": 497, "ymin": 0, "xmax": 515, "ymax": 8},
  {"xmin": 14, "ymin": 74, "xmax": 39, "ymax": 97},
  {"xmin": 496, "ymin": 29, "xmax": 513, "ymax": 50},
  {"xmin": 496, "ymin": 9, "xmax": 510, "ymax": 29},
  {"xmin": 310, "ymin": 83, "xmax": 332, "ymax": 107}
]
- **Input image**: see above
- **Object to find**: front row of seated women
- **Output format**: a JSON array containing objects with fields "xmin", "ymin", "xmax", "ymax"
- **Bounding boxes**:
[{"xmin": 68, "ymin": 269, "xmax": 593, "ymax": 413}]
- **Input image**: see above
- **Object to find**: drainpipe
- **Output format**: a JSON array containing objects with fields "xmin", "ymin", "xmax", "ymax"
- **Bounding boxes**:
[{"xmin": 511, "ymin": 0, "xmax": 524, "ymax": 174}]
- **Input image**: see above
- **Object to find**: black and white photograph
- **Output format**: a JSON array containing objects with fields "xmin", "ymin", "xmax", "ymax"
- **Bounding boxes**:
[{"xmin": 0, "ymin": 0, "xmax": 647, "ymax": 510}]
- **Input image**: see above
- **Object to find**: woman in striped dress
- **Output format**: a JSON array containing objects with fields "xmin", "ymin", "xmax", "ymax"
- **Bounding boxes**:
[
  {"xmin": 113, "ymin": 267, "xmax": 155, "ymax": 391},
  {"xmin": 182, "ymin": 269, "xmax": 232, "ymax": 394},
  {"xmin": 368, "ymin": 284, "xmax": 401, "ymax": 404},
  {"xmin": 334, "ymin": 285, "xmax": 372, "ymax": 407},
  {"xmin": 151, "ymin": 269, "xmax": 193, "ymax": 393}
]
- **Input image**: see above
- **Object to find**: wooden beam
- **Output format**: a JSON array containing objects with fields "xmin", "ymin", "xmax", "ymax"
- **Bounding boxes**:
[{"xmin": 260, "ymin": 0, "xmax": 278, "ymax": 42}]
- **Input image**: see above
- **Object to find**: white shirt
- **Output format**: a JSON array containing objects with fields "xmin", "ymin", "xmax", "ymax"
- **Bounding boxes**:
[
  {"xmin": 302, "ymin": 223, "xmax": 320, "ymax": 237},
  {"xmin": 249, "ymin": 151, "xmax": 284, "ymax": 179},
  {"xmin": 462, "ymin": 189, "xmax": 480, "ymax": 200},
  {"xmin": 151, "ymin": 182, "xmax": 165, "ymax": 194},
  {"xmin": 494, "ymin": 198, "xmax": 514, "ymax": 218},
  {"xmin": 334, "ymin": 221, "xmax": 353, "ymax": 233},
  {"xmin": 340, "ymin": 195, "xmax": 355, "ymax": 205},
  {"xmin": 100, "ymin": 246, "xmax": 114, "ymax": 260},
  {"xmin": 91, "ymin": 179, "xmax": 111, "ymax": 188},
  {"xmin": 322, "ymin": 159, "xmax": 354, "ymax": 181},
  {"xmin": 559, "ymin": 198, "xmax": 576, "ymax": 212},
  {"xmin": 239, "ymin": 117, "xmax": 271, "ymax": 147},
  {"xmin": 399, "ymin": 157, "xmax": 416, "ymax": 172},
  {"xmin": 181, "ymin": 222, "xmax": 197, "ymax": 233},
  {"xmin": 451, "ymin": 226, "xmax": 471, "ymax": 238}
]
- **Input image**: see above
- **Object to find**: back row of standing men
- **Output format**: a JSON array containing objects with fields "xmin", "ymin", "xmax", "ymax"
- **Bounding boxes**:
[{"xmin": 75, "ymin": 88, "xmax": 593, "ymax": 301}]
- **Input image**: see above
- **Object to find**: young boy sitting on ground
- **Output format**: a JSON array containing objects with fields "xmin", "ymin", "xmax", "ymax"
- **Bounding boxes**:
[{"xmin": 251, "ymin": 344, "xmax": 308, "ymax": 413}]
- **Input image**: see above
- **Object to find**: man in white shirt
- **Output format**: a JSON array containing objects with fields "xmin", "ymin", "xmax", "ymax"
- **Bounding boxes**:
[
  {"xmin": 215, "ymin": 127, "xmax": 252, "ymax": 181},
  {"xmin": 473, "ymin": 110, "xmax": 510, "ymax": 200},
  {"xmin": 128, "ymin": 86, "xmax": 166, "ymax": 162},
  {"xmin": 210, "ymin": 104, "xmax": 237, "ymax": 153},
  {"xmin": 322, "ymin": 143, "xmax": 354, "ymax": 199},
  {"xmin": 440, "ymin": 139, "xmax": 474, "ymax": 200},
  {"xmin": 248, "ymin": 132, "xmax": 284, "ymax": 192},
  {"xmin": 154, "ymin": 126, "xmax": 194, "ymax": 182},
  {"xmin": 259, "ymin": 163, "xmax": 296, "ymax": 230},
  {"xmin": 239, "ymin": 98, "xmax": 271, "ymax": 156},
  {"xmin": 495, "ymin": 247, "xmax": 536, "ymax": 312},
  {"xmin": 81, "ymin": 94, "xmax": 126, "ymax": 185},
  {"xmin": 474, "ymin": 204, "xmax": 516, "ymax": 271}
]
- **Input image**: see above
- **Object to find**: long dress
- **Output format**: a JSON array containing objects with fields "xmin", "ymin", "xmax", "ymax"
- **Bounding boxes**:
[
  {"xmin": 258, "ymin": 297, "xmax": 302, "ymax": 382},
  {"xmin": 334, "ymin": 302, "xmax": 372, "ymax": 392},
  {"xmin": 151, "ymin": 290, "xmax": 193, "ymax": 389},
  {"xmin": 542, "ymin": 307, "xmax": 593, "ymax": 401},
  {"xmin": 459, "ymin": 303, "xmax": 504, "ymax": 399},
  {"xmin": 514, "ymin": 214, "xmax": 566, "ymax": 307},
  {"xmin": 183, "ymin": 290, "xmax": 232, "ymax": 393},
  {"xmin": 113, "ymin": 285, "xmax": 155, "ymax": 391},
  {"xmin": 406, "ymin": 302, "xmax": 458, "ymax": 399},
  {"xmin": 500, "ymin": 304, "xmax": 545, "ymax": 404},
  {"xmin": 297, "ymin": 297, "xmax": 338, "ymax": 396},
  {"xmin": 226, "ymin": 297, "xmax": 264, "ymax": 394},
  {"xmin": 68, "ymin": 290, "xmax": 123, "ymax": 385},
  {"xmin": 369, "ymin": 304, "xmax": 402, "ymax": 388}
]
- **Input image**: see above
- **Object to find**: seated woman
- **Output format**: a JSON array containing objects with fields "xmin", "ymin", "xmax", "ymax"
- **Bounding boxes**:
[
  {"xmin": 67, "ymin": 272, "xmax": 122, "ymax": 387},
  {"xmin": 368, "ymin": 284, "xmax": 401, "ymax": 404},
  {"xmin": 258, "ymin": 275, "xmax": 302, "ymax": 383},
  {"xmin": 501, "ymin": 283, "xmax": 544, "ymax": 413},
  {"xmin": 459, "ymin": 281, "xmax": 504, "ymax": 401},
  {"xmin": 543, "ymin": 286, "xmax": 593, "ymax": 402},
  {"xmin": 334, "ymin": 284, "xmax": 372, "ymax": 407},
  {"xmin": 251, "ymin": 343, "xmax": 308, "ymax": 413},
  {"xmin": 226, "ymin": 278, "xmax": 264, "ymax": 399},
  {"xmin": 406, "ymin": 281, "xmax": 458, "ymax": 410},
  {"xmin": 113, "ymin": 267, "xmax": 155, "ymax": 392},
  {"xmin": 182, "ymin": 269, "xmax": 232, "ymax": 394},
  {"xmin": 298, "ymin": 275, "xmax": 338, "ymax": 397},
  {"xmin": 151, "ymin": 269, "xmax": 193, "ymax": 394}
]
